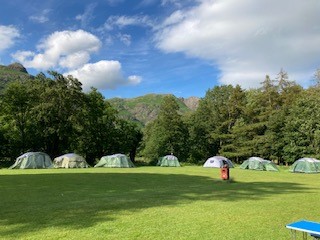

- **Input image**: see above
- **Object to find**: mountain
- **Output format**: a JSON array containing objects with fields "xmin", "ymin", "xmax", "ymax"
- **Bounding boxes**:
[
  {"xmin": 0, "ymin": 63, "xmax": 33, "ymax": 93},
  {"xmin": 108, "ymin": 94, "xmax": 200, "ymax": 127},
  {"xmin": 0, "ymin": 63, "xmax": 200, "ymax": 127}
]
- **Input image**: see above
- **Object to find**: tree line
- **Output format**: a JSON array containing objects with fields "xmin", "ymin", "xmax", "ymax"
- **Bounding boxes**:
[
  {"xmin": 1, "ymin": 69, "xmax": 320, "ymax": 166},
  {"xmin": 143, "ymin": 69, "xmax": 320, "ymax": 165},
  {"xmin": 0, "ymin": 72, "xmax": 142, "ymax": 166}
]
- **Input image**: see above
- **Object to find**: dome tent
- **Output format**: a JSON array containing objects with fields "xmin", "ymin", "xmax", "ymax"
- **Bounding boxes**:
[
  {"xmin": 94, "ymin": 154, "xmax": 135, "ymax": 168},
  {"xmin": 290, "ymin": 158, "xmax": 320, "ymax": 173},
  {"xmin": 157, "ymin": 155, "xmax": 181, "ymax": 167},
  {"xmin": 240, "ymin": 157, "xmax": 279, "ymax": 171},
  {"xmin": 53, "ymin": 153, "xmax": 89, "ymax": 168},
  {"xmin": 203, "ymin": 156, "xmax": 234, "ymax": 168},
  {"xmin": 9, "ymin": 152, "xmax": 53, "ymax": 169}
]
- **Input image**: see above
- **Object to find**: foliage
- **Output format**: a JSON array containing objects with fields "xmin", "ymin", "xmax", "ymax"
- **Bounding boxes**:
[
  {"xmin": 0, "ymin": 70, "xmax": 141, "ymax": 164},
  {"xmin": 142, "ymin": 95, "xmax": 189, "ymax": 163},
  {"xmin": 2, "ymin": 63, "xmax": 320, "ymax": 165}
]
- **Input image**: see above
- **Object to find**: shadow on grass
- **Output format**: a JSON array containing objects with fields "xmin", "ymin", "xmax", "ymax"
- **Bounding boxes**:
[{"xmin": 0, "ymin": 172, "xmax": 311, "ymax": 237}]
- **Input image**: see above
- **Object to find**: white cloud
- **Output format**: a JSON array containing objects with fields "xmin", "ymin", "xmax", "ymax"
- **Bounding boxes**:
[
  {"xmin": 12, "ymin": 29, "xmax": 101, "ymax": 70},
  {"xmin": 106, "ymin": 0, "xmax": 125, "ymax": 6},
  {"xmin": 75, "ymin": 3, "xmax": 96, "ymax": 28},
  {"xmin": 155, "ymin": 0, "xmax": 320, "ymax": 88},
  {"xmin": 102, "ymin": 15, "xmax": 155, "ymax": 31},
  {"xmin": 65, "ymin": 60, "xmax": 142, "ymax": 91},
  {"xmin": 59, "ymin": 51, "xmax": 91, "ymax": 69},
  {"xmin": 29, "ymin": 9, "xmax": 51, "ymax": 23},
  {"xmin": 118, "ymin": 33, "xmax": 131, "ymax": 46},
  {"xmin": 0, "ymin": 25, "xmax": 20, "ymax": 52},
  {"xmin": 161, "ymin": 0, "xmax": 182, "ymax": 7}
]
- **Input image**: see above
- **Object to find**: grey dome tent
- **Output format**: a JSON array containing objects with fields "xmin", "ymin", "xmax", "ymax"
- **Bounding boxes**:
[
  {"xmin": 9, "ymin": 152, "xmax": 53, "ymax": 169},
  {"xmin": 203, "ymin": 156, "xmax": 234, "ymax": 168},
  {"xmin": 290, "ymin": 158, "xmax": 320, "ymax": 173},
  {"xmin": 240, "ymin": 157, "xmax": 279, "ymax": 171},
  {"xmin": 94, "ymin": 154, "xmax": 135, "ymax": 168},
  {"xmin": 53, "ymin": 153, "xmax": 89, "ymax": 168},
  {"xmin": 157, "ymin": 155, "xmax": 181, "ymax": 167}
]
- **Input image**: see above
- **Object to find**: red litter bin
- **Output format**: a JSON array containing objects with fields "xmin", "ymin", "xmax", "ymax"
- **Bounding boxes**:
[{"xmin": 221, "ymin": 164, "xmax": 229, "ymax": 180}]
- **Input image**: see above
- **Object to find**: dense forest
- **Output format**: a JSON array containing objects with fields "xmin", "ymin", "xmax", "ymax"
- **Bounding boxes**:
[{"xmin": 1, "ymin": 66, "xmax": 320, "ymax": 166}]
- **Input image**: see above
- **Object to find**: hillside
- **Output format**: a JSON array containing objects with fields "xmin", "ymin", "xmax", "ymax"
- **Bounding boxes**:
[
  {"xmin": 108, "ymin": 94, "xmax": 200, "ymax": 127},
  {"xmin": 0, "ymin": 63, "xmax": 33, "ymax": 93},
  {"xmin": 0, "ymin": 63, "xmax": 200, "ymax": 127}
]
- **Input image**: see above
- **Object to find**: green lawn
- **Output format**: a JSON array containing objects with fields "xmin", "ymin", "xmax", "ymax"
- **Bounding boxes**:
[{"xmin": 0, "ymin": 166, "xmax": 319, "ymax": 239}]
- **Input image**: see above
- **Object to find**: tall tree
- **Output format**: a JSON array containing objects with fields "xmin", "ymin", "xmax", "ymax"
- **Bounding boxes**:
[
  {"xmin": 113, "ymin": 119, "xmax": 142, "ymax": 162},
  {"xmin": 142, "ymin": 95, "xmax": 189, "ymax": 163},
  {"xmin": 75, "ymin": 88, "xmax": 118, "ymax": 164},
  {"xmin": 29, "ymin": 72, "xmax": 86, "ymax": 156},
  {"xmin": 1, "ymin": 80, "xmax": 37, "ymax": 154},
  {"xmin": 282, "ymin": 90, "xmax": 320, "ymax": 162}
]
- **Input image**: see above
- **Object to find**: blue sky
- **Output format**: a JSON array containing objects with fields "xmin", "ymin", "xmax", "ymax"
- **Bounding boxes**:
[{"xmin": 1, "ymin": 0, "xmax": 320, "ymax": 99}]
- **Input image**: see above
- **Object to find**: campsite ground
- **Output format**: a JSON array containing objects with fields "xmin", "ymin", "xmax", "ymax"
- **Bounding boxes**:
[{"xmin": 0, "ymin": 166, "xmax": 319, "ymax": 239}]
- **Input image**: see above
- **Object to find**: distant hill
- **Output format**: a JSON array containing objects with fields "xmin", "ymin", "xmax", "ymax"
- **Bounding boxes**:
[
  {"xmin": 0, "ymin": 63, "xmax": 33, "ymax": 94},
  {"xmin": 0, "ymin": 63, "xmax": 200, "ymax": 127},
  {"xmin": 108, "ymin": 94, "xmax": 200, "ymax": 127}
]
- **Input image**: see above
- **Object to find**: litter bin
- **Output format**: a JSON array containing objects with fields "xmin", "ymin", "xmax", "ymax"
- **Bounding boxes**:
[{"xmin": 220, "ymin": 164, "xmax": 229, "ymax": 180}]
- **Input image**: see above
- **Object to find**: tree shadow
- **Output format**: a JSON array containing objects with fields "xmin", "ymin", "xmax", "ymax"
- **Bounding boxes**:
[{"xmin": 0, "ymin": 172, "xmax": 312, "ymax": 237}]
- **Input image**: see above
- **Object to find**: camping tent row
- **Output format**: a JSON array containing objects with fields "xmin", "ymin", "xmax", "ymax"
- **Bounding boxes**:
[
  {"xmin": 240, "ymin": 156, "xmax": 320, "ymax": 173},
  {"xmin": 240, "ymin": 157, "xmax": 279, "ymax": 172},
  {"xmin": 9, "ymin": 152, "xmax": 135, "ymax": 169}
]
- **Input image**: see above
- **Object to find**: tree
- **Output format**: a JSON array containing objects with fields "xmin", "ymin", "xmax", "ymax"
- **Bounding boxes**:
[
  {"xmin": 1, "ymin": 80, "xmax": 37, "ymax": 154},
  {"xmin": 188, "ymin": 85, "xmax": 245, "ymax": 163},
  {"xmin": 313, "ymin": 68, "xmax": 320, "ymax": 87},
  {"xmin": 31, "ymin": 72, "xmax": 86, "ymax": 156},
  {"xmin": 113, "ymin": 119, "xmax": 143, "ymax": 162},
  {"xmin": 142, "ymin": 95, "xmax": 189, "ymax": 163},
  {"xmin": 75, "ymin": 88, "xmax": 118, "ymax": 164},
  {"xmin": 282, "ymin": 90, "xmax": 320, "ymax": 162}
]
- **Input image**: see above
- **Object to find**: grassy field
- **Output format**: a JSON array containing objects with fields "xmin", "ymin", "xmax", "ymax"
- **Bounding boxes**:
[{"xmin": 0, "ymin": 166, "xmax": 319, "ymax": 240}]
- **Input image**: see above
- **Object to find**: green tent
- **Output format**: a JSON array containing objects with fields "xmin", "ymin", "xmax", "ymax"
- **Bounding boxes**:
[
  {"xmin": 94, "ymin": 154, "xmax": 135, "ymax": 168},
  {"xmin": 9, "ymin": 152, "xmax": 53, "ymax": 169},
  {"xmin": 290, "ymin": 158, "xmax": 320, "ymax": 173},
  {"xmin": 53, "ymin": 153, "xmax": 89, "ymax": 168},
  {"xmin": 240, "ymin": 157, "xmax": 279, "ymax": 171},
  {"xmin": 157, "ymin": 155, "xmax": 181, "ymax": 167}
]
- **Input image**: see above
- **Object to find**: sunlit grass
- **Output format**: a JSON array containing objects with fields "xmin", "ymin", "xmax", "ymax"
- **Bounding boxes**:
[{"xmin": 0, "ymin": 166, "xmax": 319, "ymax": 239}]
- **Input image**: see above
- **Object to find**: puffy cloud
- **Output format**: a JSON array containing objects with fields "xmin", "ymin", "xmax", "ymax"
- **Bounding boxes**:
[
  {"xmin": 155, "ymin": 0, "xmax": 320, "ymax": 88},
  {"xmin": 59, "ymin": 52, "xmax": 91, "ymax": 69},
  {"xmin": 0, "ymin": 25, "xmax": 20, "ymax": 52},
  {"xmin": 65, "ymin": 60, "xmax": 142, "ymax": 91},
  {"xmin": 12, "ymin": 29, "xmax": 142, "ymax": 91},
  {"xmin": 12, "ymin": 29, "xmax": 101, "ymax": 70}
]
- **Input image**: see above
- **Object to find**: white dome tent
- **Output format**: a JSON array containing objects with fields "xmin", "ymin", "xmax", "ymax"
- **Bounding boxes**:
[{"xmin": 203, "ymin": 156, "xmax": 234, "ymax": 168}]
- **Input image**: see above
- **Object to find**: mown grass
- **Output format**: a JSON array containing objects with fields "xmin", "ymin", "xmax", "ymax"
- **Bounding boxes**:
[{"xmin": 0, "ymin": 166, "xmax": 319, "ymax": 239}]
